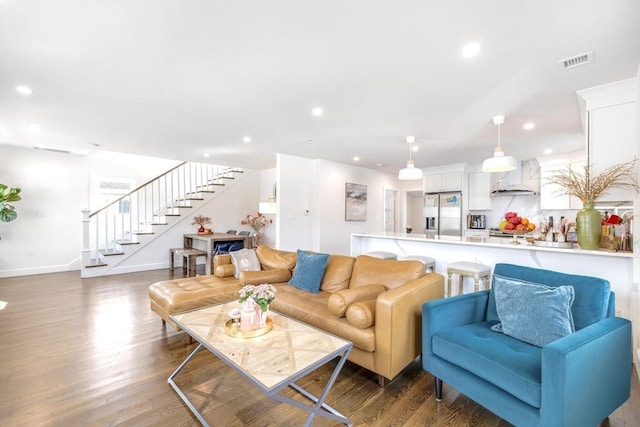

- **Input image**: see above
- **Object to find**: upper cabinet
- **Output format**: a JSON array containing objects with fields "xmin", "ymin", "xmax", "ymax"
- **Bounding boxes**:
[
  {"xmin": 538, "ymin": 156, "xmax": 585, "ymax": 210},
  {"xmin": 425, "ymin": 172, "xmax": 463, "ymax": 193},
  {"xmin": 577, "ymin": 78, "xmax": 639, "ymax": 202},
  {"xmin": 467, "ymin": 171, "xmax": 491, "ymax": 210}
]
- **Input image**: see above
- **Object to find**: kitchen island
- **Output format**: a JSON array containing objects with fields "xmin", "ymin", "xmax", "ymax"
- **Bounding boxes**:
[{"xmin": 352, "ymin": 232, "xmax": 634, "ymax": 320}]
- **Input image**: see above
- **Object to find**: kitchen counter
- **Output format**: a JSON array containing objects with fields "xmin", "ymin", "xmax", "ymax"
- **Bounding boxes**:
[
  {"xmin": 351, "ymin": 232, "xmax": 634, "ymax": 320},
  {"xmin": 352, "ymin": 232, "xmax": 633, "ymax": 258}
]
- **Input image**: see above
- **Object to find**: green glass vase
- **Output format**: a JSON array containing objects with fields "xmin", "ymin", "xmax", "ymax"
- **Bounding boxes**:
[{"xmin": 576, "ymin": 202, "xmax": 601, "ymax": 250}]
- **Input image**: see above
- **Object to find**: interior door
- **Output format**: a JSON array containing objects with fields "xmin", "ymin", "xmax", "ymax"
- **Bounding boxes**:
[{"xmin": 384, "ymin": 189, "xmax": 398, "ymax": 232}]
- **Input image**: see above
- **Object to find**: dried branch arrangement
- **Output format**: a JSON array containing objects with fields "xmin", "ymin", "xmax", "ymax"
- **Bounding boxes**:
[{"xmin": 547, "ymin": 158, "xmax": 639, "ymax": 204}]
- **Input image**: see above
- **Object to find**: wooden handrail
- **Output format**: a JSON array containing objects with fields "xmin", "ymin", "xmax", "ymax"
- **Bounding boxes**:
[{"xmin": 89, "ymin": 161, "xmax": 187, "ymax": 218}]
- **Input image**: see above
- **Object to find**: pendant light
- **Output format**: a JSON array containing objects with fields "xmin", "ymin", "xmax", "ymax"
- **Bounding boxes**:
[
  {"xmin": 482, "ymin": 115, "xmax": 518, "ymax": 173},
  {"xmin": 398, "ymin": 136, "xmax": 423, "ymax": 180}
]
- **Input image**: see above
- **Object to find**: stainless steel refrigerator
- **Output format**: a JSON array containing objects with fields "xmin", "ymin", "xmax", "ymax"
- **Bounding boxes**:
[{"xmin": 424, "ymin": 192, "xmax": 462, "ymax": 236}]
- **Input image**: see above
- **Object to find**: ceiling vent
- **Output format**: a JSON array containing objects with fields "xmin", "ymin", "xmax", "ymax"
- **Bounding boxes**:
[{"xmin": 559, "ymin": 51, "xmax": 593, "ymax": 70}]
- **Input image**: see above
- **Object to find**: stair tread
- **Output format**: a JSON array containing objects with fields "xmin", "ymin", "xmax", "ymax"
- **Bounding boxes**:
[
  {"xmin": 149, "ymin": 222, "xmax": 169, "ymax": 225},
  {"xmin": 85, "ymin": 260, "xmax": 107, "ymax": 268},
  {"xmin": 115, "ymin": 240, "xmax": 141, "ymax": 245},
  {"xmin": 100, "ymin": 249, "xmax": 124, "ymax": 256},
  {"xmin": 131, "ymin": 231, "xmax": 154, "ymax": 235}
]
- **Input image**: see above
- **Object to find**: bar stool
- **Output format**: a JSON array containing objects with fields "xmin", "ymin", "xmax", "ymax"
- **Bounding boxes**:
[
  {"xmin": 446, "ymin": 261, "xmax": 491, "ymax": 297},
  {"xmin": 365, "ymin": 251, "xmax": 398, "ymax": 260},
  {"xmin": 174, "ymin": 248, "xmax": 208, "ymax": 277},
  {"xmin": 400, "ymin": 255, "xmax": 436, "ymax": 272}
]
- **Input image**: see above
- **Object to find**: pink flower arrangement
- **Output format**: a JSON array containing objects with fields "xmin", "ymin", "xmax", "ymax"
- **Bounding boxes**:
[
  {"xmin": 240, "ymin": 213, "xmax": 272, "ymax": 232},
  {"xmin": 239, "ymin": 284, "xmax": 276, "ymax": 312}
]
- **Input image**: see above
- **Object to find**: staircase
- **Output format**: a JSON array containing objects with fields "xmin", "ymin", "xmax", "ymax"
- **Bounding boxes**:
[{"xmin": 80, "ymin": 161, "xmax": 245, "ymax": 278}]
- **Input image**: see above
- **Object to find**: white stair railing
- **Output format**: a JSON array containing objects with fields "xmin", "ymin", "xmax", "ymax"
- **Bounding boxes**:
[{"xmin": 81, "ymin": 162, "xmax": 243, "ymax": 272}]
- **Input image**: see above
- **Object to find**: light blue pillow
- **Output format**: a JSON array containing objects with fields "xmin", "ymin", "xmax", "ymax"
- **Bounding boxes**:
[
  {"xmin": 491, "ymin": 275, "xmax": 575, "ymax": 347},
  {"xmin": 289, "ymin": 250, "xmax": 330, "ymax": 294}
]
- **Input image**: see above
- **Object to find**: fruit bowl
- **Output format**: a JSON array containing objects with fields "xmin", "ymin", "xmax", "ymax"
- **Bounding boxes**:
[{"xmin": 502, "ymin": 229, "xmax": 530, "ymax": 245}]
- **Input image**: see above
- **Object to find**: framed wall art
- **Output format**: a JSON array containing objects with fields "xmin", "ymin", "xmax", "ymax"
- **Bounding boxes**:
[{"xmin": 345, "ymin": 182, "xmax": 367, "ymax": 221}]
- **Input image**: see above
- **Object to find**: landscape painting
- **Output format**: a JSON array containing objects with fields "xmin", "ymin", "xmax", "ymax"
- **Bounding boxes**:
[{"xmin": 345, "ymin": 183, "xmax": 367, "ymax": 221}]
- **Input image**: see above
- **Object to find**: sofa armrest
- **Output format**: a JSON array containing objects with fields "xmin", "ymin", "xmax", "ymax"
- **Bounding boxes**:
[
  {"xmin": 240, "ymin": 268, "xmax": 291, "ymax": 285},
  {"xmin": 541, "ymin": 317, "xmax": 631, "ymax": 426},
  {"xmin": 422, "ymin": 291, "xmax": 489, "ymax": 371},
  {"xmin": 375, "ymin": 273, "xmax": 444, "ymax": 381}
]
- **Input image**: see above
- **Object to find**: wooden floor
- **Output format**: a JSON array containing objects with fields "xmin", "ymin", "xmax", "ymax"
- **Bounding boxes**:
[{"xmin": 0, "ymin": 269, "xmax": 638, "ymax": 427}]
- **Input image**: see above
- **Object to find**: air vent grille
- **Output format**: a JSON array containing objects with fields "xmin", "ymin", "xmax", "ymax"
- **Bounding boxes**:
[{"xmin": 559, "ymin": 51, "xmax": 593, "ymax": 70}]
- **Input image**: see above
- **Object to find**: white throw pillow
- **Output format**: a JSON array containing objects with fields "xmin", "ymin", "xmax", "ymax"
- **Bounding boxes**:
[{"xmin": 230, "ymin": 248, "xmax": 261, "ymax": 279}]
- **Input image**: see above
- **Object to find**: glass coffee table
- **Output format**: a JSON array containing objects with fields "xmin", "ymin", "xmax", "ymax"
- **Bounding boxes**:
[{"xmin": 169, "ymin": 301, "xmax": 353, "ymax": 426}]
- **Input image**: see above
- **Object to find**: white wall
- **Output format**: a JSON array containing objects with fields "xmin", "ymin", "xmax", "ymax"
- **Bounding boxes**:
[
  {"xmin": 0, "ymin": 145, "xmax": 259, "ymax": 277},
  {"xmin": 276, "ymin": 154, "xmax": 401, "ymax": 255}
]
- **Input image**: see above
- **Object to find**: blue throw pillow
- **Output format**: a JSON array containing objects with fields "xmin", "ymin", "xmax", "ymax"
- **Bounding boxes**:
[
  {"xmin": 289, "ymin": 250, "xmax": 330, "ymax": 294},
  {"xmin": 491, "ymin": 275, "xmax": 575, "ymax": 347}
]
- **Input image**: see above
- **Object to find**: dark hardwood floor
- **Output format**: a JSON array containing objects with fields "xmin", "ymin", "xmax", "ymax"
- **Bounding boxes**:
[{"xmin": 0, "ymin": 269, "xmax": 638, "ymax": 426}]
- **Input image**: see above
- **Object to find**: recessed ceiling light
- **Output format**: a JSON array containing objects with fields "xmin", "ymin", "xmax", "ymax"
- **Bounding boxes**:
[
  {"xmin": 462, "ymin": 42, "xmax": 481, "ymax": 58},
  {"xmin": 203, "ymin": 153, "xmax": 210, "ymax": 158},
  {"xmin": 16, "ymin": 85, "xmax": 33, "ymax": 95},
  {"xmin": 302, "ymin": 138, "xmax": 316, "ymax": 144},
  {"xmin": 543, "ymin": 148, "xmax": 553, "ymax": 155},
  {"xmin": 242, "ymin": 136, "xmax": 251, "ymax": 143},
  {"xmin": 353, "ymin": 156, "xmax": 360, "ymax": 161},
  {"xmin": 523, "ymin": 122, "xmax": 535, "ymax": 130},
  {"xmin": 376, "ymin": 163, "xmax": 384, "ymax": 167},
  {"xmin": 311, "ymin": 107, "xmax": 323, "ymax": 117},
  {"xmin": 30, "ymin": 123, "xmax": 40, "ymax": 131}
]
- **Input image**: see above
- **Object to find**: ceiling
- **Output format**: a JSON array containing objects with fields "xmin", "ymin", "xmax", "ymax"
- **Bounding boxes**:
[{"xmin": 1, "ymin": 1, "xmax": 639, "ymax": 175}]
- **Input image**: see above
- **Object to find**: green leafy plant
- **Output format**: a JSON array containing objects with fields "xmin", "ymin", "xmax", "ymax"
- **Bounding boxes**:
[{"xmin": 0, "ymin": 184, "xmax": 22, "ymax": 222}]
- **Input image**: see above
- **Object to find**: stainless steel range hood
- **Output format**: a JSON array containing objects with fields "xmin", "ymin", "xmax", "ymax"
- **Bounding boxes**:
[{"xmin": 490, "ymin": 160, "xmax": 539, "ymax": 197}]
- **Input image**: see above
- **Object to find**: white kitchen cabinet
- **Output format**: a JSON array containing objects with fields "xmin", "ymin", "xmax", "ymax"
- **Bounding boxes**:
[
  {"xmin": 467, "ymin": 171, "xmax": 491, "ymax": 210},
  {"xmin": 578, "ymin": 78, "xmax": 638, "ymax": 202},
  {"xmin": 539, "ymin": 162, "xmax": 584, "ymax": 210},
  {"xmin": 425, "ymin": 172, "xmax": 463, "ymax": 193}
]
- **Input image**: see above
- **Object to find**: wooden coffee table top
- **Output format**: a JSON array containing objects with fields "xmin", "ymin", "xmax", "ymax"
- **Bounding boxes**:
[{"xmin": 170, "ymin": 301, "xmax": 351, "ymax": 391}]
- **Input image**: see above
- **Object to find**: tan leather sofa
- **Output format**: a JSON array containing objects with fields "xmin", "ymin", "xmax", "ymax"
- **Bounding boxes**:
[{"xmin": 148, "ymin": 245, "xmax": 444, "ymax": 384}]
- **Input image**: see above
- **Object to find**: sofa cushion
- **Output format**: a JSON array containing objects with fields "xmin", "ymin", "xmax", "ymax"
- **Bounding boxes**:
[
  {"xmin": 230, "ymin": 249, "xmax": 261, "ymax": 279},
  {"xmin": 240, "ymin": 268, "xmax": 291, "ymax": 285},
  {"xmin": 491, "ymin": 276, "xmax": 575, "ymax": 347},
  {"xmin": 320, "ymin": 254, "xmax": 355, "ymax": 293},
  {"xmin": 349, "ymin": 255, "xmax": 424, "ymax": 290},
  {"xmin": 432, "ymin": 321, "xmax": 542, "ymax": 408},
  {"xmin": 270, "ymin": 285, "xmax": 376, "ymax": 352},
  {"xmin": 256, "ymin": 245, "xmax": 297, "ymax": 271},
  {"xmin": 327, "ymin": 284, "xmax": 387, "ymax": 317},
  {"xmin": 346, "ymin": 299, "xmax": 376, "ymax": 329},
  {"xmin": 289, "ymin": 250, "xmax": 330, "ymax": 293},
  {"xmin": 487, "ymin": 264, "xmax": 610, "ymax": 330}
]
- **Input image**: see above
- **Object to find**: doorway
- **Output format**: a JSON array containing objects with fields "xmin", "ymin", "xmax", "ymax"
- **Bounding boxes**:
[{"xmin": 384, "ymin": 188, "xmax": 398, "ymax": 232}]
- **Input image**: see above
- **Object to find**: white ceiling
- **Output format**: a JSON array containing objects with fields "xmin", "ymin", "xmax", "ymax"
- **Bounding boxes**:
[{"xmin": 1, "ymin": 1, "xmax": 639, "ymax": 175}]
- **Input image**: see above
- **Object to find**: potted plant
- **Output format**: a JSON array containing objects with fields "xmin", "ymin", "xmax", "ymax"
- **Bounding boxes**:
[
  {"xmin": 0, "ymin": 184, "xmax": 22, "ymax": 223},
  {"xmin": 191, "ymin": 215, "xmax": 212, "ymax": 233},
  {"xmin": 240, "ymin": 213, "xmax": 272, "ymax": 246},
  {"xmin": 546, "ymin": 159, "xmax": 638, "ymax": 249}
]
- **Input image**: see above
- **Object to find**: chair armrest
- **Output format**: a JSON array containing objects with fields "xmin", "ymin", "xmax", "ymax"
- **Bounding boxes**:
[
  {"xmin": 375, "ymin": 273, "xmax": 444, "ymax": 380},
  {"xmin": 541, "ymin": 317, "xmax": 631, "ymax": 426},
  {"xmin": 422, "ymin": 291, "xmax": 489, "ymax": 371}
]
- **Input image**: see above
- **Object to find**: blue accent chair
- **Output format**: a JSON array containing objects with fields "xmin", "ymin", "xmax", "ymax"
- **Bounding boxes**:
[{"xmin": 422, "ymin": 263, "xmax": 631, "ymax": 427}]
